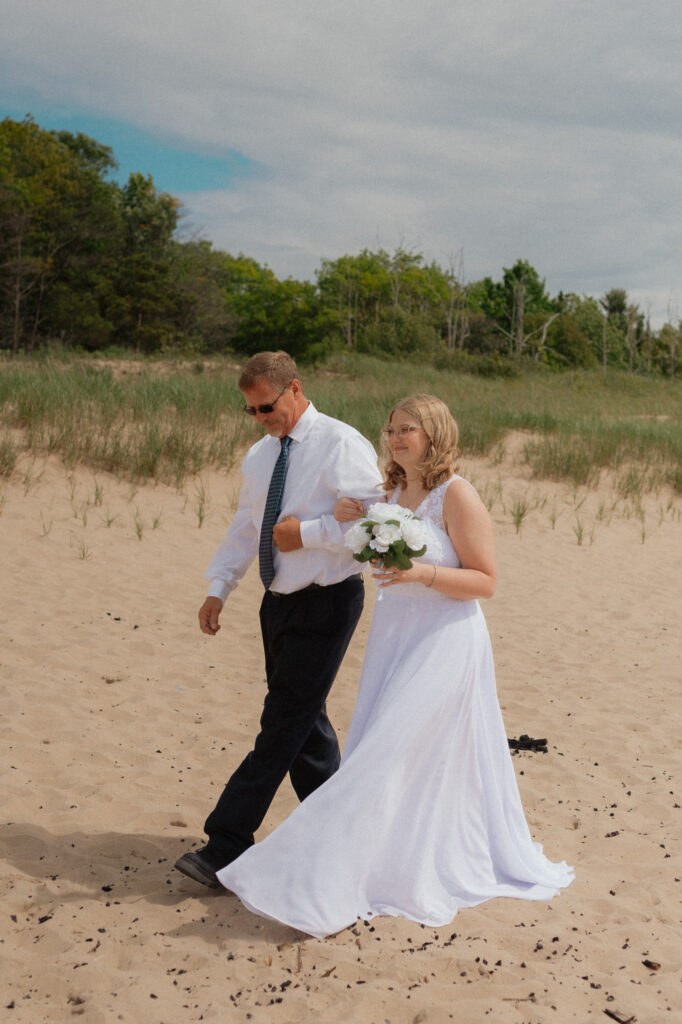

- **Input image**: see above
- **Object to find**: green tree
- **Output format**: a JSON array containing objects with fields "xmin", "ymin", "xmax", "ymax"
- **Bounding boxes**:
[
  {"xmin": 168, "ymin": 240, "xmax": 239, "ymax": 351},
  {"xmin": 598, "ymin": 289, "xmax": 632, "ymax": 369},
  {"xmin": 103, "ymin": 173, "xmax": 183, "ymax": 351},
  {"xmin": 378, "ymin": 246, "xmax": 424, "ymax": 310},
  {"xmin": 317, "ymin": 250, "xmax": 390, "ymax": 347},
  {"xmin": 120, "ymin": 172, "xmax": 179, "ymax": 257},
  {"xmin": 432, "ymin": 253, "xmax": 470, "ymax": 352},
  {"xmin": 108, "ymin": 253, "xmax": 185, "ymax": 352},
  {"xmin": 547, "ymin": 294, "xmax": 613, "ymax": 368},
  {"xmin": 0, "ymin": 117, "xmax": 151, "ymax": 351},
  {"xmin": 316, "ymin": 246, "xmax": 459, "ymax": 354},
  {"xmin": 656, "ymin": 322, "xmax": 680, "ymax": 377},
  {"xmin": 0, "ymin": 117, "xmax": 120, "ymax": 349},
  {"xmin": 356, "ymin": 306, "xmax": 442, "ymax": 359},
  {"xmin": 473, "ymin": 259, "xmax": 557, "ymax": 357},
  {"xmin": 232, "ymin": 271, "xmax": 332, "ymax": 359},
  {"xmin": 541, "ymin": 313, "xmax": 597, "ymax": 368},
  {"xmin": 42, "ymin": 131, "xmax": 124, "ymax": 349}
]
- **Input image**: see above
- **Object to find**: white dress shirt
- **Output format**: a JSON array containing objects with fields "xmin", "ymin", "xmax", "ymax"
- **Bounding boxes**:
[{"xmin": 206, "ymin": 402, "xmax": 383, "ymax": 601}]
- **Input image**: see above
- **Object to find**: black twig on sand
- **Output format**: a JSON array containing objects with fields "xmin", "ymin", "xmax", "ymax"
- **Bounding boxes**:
[{"xmin": 508, "ymin": 735, "xmax": 548, "ymax": 753}]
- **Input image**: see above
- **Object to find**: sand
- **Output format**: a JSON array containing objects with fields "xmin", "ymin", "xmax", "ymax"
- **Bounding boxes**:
[{"xmin": 1, "ymin": 449, "xmax": 680, "ymax": 1024}]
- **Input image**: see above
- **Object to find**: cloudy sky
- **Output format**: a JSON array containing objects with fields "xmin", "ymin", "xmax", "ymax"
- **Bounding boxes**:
[{"xmin": 3, "ymin": 0, "xmax": 682, "ymax": 324}]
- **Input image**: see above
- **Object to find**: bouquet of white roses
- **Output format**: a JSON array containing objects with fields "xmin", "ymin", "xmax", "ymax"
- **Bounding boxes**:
[{"xmin": 344, "ymin": 502, "xmax": 427, "ymax": 570}]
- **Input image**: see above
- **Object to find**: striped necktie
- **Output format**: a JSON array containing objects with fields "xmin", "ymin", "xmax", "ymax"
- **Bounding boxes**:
[{"xmin": 259, "ymin": 436, "xmax": 292, "ymax": 588}]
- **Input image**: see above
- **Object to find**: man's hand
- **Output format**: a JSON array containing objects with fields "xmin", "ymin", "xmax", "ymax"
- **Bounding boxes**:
[
  {"xmin": 198, "ymin": 596, "xmax": 223, "ymax": 636},
  {"xmin": 272, "ymin": 516, "xmax": 303, "ymax": 552}
]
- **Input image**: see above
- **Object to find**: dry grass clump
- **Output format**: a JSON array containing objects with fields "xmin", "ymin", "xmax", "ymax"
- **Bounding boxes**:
[{"xmin": 0, "ymin": 359, "xmax": 256, "ymax": 485}]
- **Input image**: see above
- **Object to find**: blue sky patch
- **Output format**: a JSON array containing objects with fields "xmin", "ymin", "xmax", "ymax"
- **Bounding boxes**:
[{"xmin": 3, "ymin": 103, "xmax": 264, "ymax": 194}]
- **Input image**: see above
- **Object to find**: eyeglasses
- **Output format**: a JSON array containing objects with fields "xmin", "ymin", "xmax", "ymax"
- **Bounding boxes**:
[
  {"xmin": 243, "ymin": 385, "xmax": 289, "ymax": 416},
  {"xmin": 382, "ymin": 425, "xmax": 423, "ymax": 439}
]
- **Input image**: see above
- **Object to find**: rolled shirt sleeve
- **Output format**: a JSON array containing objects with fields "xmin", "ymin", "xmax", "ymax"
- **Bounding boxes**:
[{"xmin": 298, "ymin": 434, "xmax": 382, "ymax": 550}]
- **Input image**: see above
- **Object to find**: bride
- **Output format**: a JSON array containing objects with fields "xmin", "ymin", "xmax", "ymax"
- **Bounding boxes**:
[{"xmin": 217, "ymin": 394, "xmax": 574, "ymax": 937}]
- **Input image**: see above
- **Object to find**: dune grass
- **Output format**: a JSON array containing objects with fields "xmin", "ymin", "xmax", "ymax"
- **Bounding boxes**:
[
  {"xmin": 0, "ymin": 432, "xmax": 18, "ymax": 477},
  {"xmin": 309, "ymin": 354, "xmax": 682, "ymax": 494},
  {"xmin": 0, "ymin": 351, "xmax": 680, "ymax": 494},
  {"xmin": 0, "ymin": 359, "xmax": 257, "ymax": 485}
]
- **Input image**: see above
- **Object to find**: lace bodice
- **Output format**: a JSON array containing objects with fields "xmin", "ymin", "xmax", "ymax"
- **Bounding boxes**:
[
  {"xmin": 389, "ymin": 475, "xmax": 461, "ymax": 572},
  {"xmin": 391, "ymin": 478, "xmax": 451, "ymax": 530}
]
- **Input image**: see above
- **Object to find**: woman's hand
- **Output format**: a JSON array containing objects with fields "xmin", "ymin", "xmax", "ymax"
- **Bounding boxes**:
[
  {"xmin": 372, "ymin": 560, "xmax": 433, "ymax": 588},
  {"xmin": 334, "ymin": 497, "xmax": 366, "ymax": 522}
]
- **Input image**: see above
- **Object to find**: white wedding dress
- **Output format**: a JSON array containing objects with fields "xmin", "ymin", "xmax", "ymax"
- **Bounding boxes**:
[{"xmin": 217, "ymin": 477, "xmax": 574, "ymax": 937}]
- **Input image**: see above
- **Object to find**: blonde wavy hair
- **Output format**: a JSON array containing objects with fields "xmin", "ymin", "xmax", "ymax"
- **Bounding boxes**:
[{"xmin": 382, "ymin": 394, "xmax": 460, "ymax": 493}]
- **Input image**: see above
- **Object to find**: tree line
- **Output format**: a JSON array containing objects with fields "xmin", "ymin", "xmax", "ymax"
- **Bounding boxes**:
[{"xmin": 1, "ymin": 116, "xmax": 679, "ymax": 376}]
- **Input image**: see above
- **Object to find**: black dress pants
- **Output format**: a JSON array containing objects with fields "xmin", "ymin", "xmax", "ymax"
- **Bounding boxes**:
[{"xmin": 204, "ymin": 575, "xmax": 364, "ymax": 864}]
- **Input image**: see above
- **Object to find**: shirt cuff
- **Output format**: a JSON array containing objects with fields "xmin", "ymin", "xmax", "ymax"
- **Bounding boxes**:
[
  {"xmin": 207, "ymin": 579, "xmax": 231, "ymax": 604},
  {"xmin": 299, "ymin": 518, "xmax": 323, "ymax": 548}
]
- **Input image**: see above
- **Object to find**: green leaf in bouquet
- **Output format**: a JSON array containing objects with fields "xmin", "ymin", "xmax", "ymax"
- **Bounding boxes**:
[{"xmin": 353, "ymin": 546, "xmax": 375, "ymax": 563}]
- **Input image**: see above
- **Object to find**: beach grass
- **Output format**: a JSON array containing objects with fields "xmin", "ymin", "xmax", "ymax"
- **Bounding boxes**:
[
  {"xmin": 0, "ymin": 431, "xmax": 18, "ymax": 477},
  {"xmin": 311, "ymin": 354, "xmax": 682, "ymax": 493},
  {"xmin": 0, "ymin": 351, "xmax": 680, "ymax": 492},
  {"xmin": 0, "ymin": 358, "xmax": 257, "ymax": 485}
]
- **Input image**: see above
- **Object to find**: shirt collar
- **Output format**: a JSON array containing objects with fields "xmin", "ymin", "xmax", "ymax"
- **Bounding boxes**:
[{"xmin": 287, "ymin": 400, "xmax": 317, "ymax": 444}]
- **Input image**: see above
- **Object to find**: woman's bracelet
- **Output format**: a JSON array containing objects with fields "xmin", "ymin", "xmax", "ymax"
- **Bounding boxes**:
[{"xmin": 426, "ymin": 565, "xmax": 437, "ymax": 588}]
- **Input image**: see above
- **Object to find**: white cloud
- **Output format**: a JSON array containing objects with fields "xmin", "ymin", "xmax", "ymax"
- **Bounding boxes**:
[{"xmin": 3, "ymin": 0, "xmax": 682, "ymax": 323}]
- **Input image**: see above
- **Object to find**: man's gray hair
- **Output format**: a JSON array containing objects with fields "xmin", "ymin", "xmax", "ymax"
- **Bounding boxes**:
[{"xmin": 239, "ymin": 351, "xmax": 300, "ymax": 390}]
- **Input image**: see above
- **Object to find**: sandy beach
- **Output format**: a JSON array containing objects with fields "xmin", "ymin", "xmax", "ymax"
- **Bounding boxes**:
[{"xmin": 1, "ymin": 448, "xmax": 680, "ymax": 1023}]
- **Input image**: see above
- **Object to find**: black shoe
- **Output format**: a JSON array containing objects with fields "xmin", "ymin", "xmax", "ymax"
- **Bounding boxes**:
[{"xmin": 174, "ymin": 848, "xmax": 222, "ymax": 889}]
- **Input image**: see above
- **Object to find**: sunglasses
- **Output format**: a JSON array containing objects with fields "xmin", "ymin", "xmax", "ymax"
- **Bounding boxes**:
[{"xmin": 243, "ymin": 385, "xmax": 289, "ymax": 416}]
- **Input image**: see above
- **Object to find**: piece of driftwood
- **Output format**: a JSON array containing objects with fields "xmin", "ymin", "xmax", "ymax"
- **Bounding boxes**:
[
  {"xmin": 508, "ymin": 734, "xmax": 548, "ymax": 753},
  {"xmin": 603, "ymin": 1010, "xmax": 636, "ymax": 1023}
]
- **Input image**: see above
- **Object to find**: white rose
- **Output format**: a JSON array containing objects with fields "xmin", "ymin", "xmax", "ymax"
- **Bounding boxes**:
[
  {"xmin": 365, "ymin": 502, "xmax": 394, "ymax": 524},
  {"xmin": 344, "ymin": 521, "xmax": 371, "ymax": 554},
  {"xmin": 401, "ymin": 518, "xmax": 426, "ymax": 551},
  {"xmin": 369, "ymin": 522, "xmax": 402, "ymax": 553}
]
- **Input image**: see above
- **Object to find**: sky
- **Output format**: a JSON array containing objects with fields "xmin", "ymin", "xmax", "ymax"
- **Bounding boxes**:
[{"xmin": 2, "ymin": 0, "xmax": 682, "ymax": 326}]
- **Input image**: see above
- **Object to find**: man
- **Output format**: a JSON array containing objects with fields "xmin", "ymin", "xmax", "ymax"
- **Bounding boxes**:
[{"xmin": 175, "ymin": 350, "xmax": 382, "ymax": 888}]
